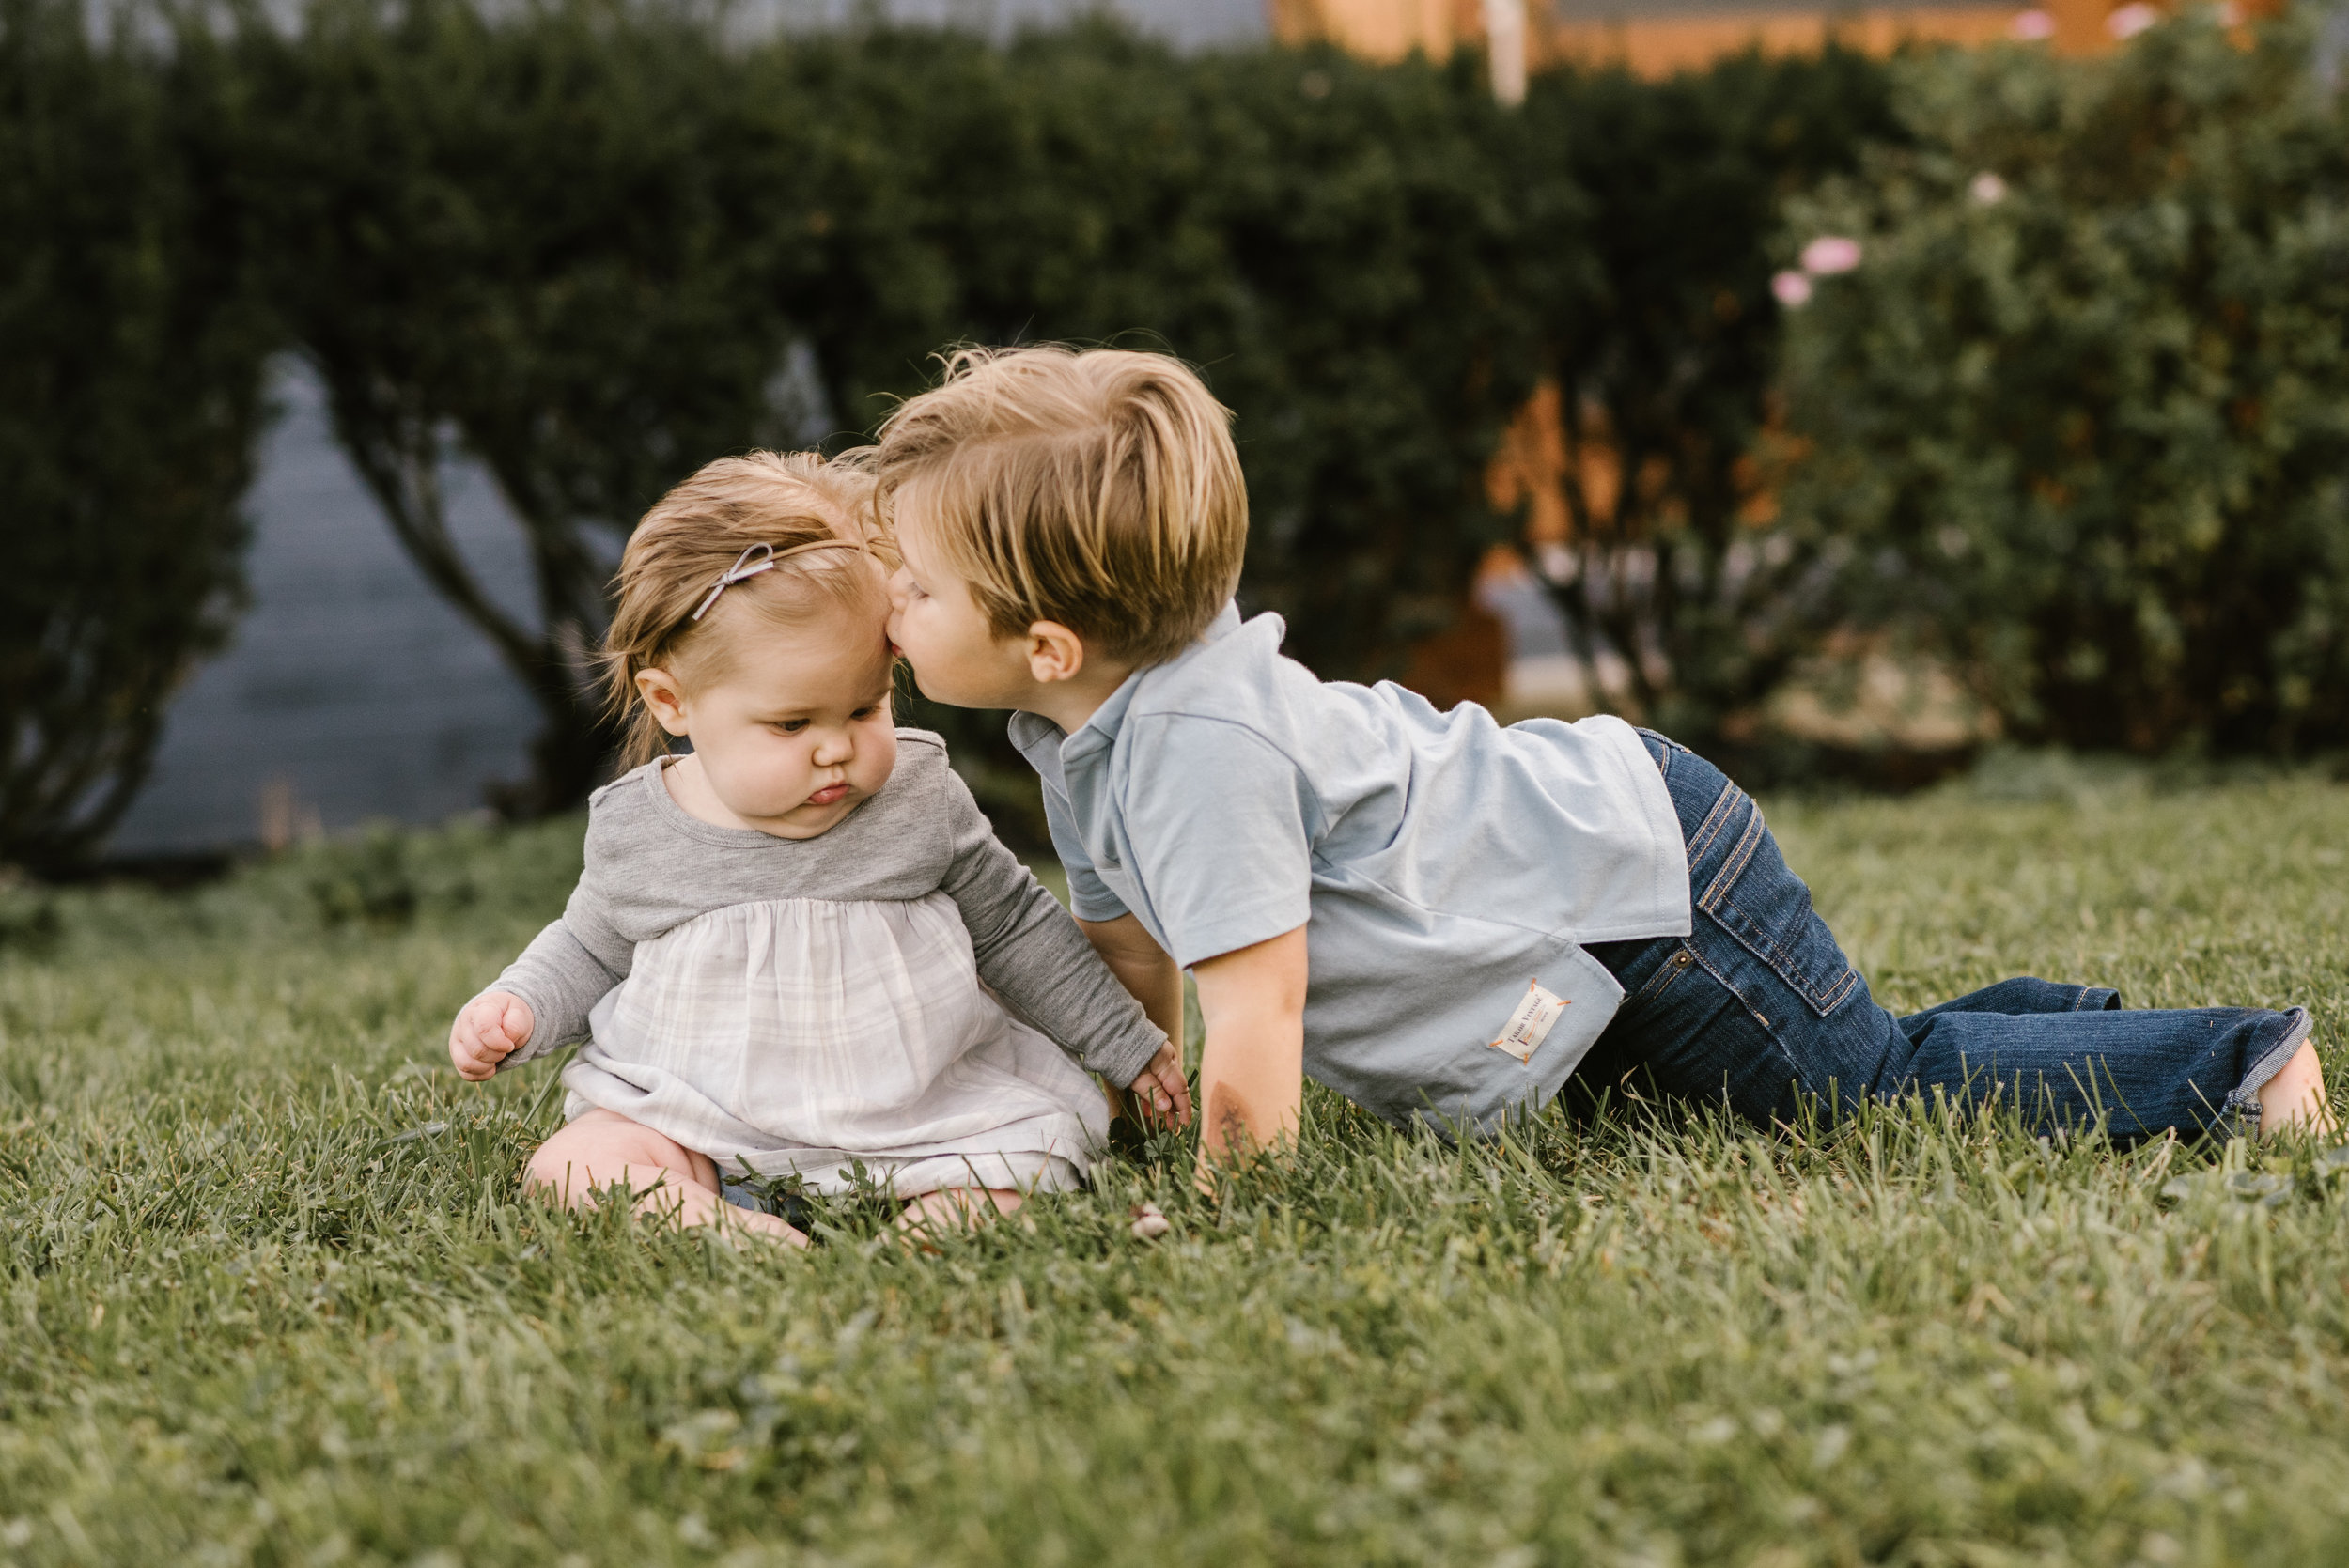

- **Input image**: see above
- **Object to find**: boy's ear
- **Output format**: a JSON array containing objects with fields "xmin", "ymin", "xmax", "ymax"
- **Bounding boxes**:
[
  {"xmin": 635, "ymin": 668, "xmax": 692, "ymax": 736},
  {"xmin": 1024, "ymin": 621, "xmax": 1089, "ymax": 685}
]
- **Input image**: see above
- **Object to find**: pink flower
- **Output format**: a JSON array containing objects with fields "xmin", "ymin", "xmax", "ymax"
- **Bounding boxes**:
[
  {"xmin": 1772, "ymin": 270, "xmax": 1814, "ymax": 308},
  {"xmin": 1970, "ymin": 172, "xmax": 2009, "ymax": 205},
  {"xmin": 1800, "ymin": 236, "xmax": 1863, "ymax": 275},
  {"xmin": 2108, "ymin": 2, "xmax": 2160, "ymax": 38},
  {"xmin": 2010, "ymin": 8, "xmax": 2057, "ymax": 39}
]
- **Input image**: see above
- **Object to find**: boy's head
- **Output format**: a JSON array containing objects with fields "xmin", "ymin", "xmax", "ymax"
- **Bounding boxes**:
[{"xmin": 873, "ymin": 346, "xmax": 1247, "ymax": 702}]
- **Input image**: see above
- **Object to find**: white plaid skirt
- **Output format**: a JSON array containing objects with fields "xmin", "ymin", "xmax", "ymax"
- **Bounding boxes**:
[{"xmin": 562, "ymin": 893, "xmax": 1106, "ymax": 1196}]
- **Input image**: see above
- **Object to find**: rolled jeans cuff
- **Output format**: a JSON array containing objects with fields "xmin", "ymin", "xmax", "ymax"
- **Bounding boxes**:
[{"xmin": 2222, "ymin": 1006, "xmax": 2312, "ymax": 1128}]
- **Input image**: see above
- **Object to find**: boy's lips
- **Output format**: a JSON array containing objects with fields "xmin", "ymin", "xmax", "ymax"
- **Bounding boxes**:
[{"xmin": 805, "ymin": 783, "xmax": 851, "ymax": 806}]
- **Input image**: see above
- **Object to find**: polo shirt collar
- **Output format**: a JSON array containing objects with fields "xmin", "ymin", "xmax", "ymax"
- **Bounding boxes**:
[{"xmin": 1016, "ymin": 601, "xmax": 1246, "ymax": 765}]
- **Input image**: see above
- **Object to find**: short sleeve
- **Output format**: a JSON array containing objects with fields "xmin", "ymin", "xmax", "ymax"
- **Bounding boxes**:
[
  {"xmin": 1042, "ymin": 784, "xmax": 1128, "ymax": 923},
  {"xmin": 1123, "ymin": 714, "xmax": 1314, "ymax": 968}
]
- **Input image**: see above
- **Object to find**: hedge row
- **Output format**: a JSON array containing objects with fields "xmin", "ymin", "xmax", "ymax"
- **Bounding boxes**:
[
  {"xmin": 8, "ymin": 0, "xmax": 2344, "ymax": 867},
  {"xmin": 2, "ymin": 0, "xmax": 273, "ymax": 872},
  {"xmin": 1782, "ymin": 13, "xmax": 2349, "ymax": 756},
  {"xmin": 7, "ymin": 0, "xmax": 1897, "ymax": 862}
]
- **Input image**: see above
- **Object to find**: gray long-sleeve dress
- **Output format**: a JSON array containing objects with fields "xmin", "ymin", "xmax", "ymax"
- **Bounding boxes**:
[{"xmin": 487, "ymin": 730, "xmax": 1166, "ymax": 1195}]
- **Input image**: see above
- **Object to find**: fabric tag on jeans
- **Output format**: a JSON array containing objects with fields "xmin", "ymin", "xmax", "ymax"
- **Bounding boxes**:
[{"xmin": 1489, "ymin": 980, "xmax": 1568, "ymax": 1063}]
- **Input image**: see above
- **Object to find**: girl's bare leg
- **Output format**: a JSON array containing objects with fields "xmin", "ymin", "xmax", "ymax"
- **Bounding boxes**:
[
  {"xmin": 895, "ymin": 1186, "xmax": 1025, "ymax": 1241},
  {"xmin": 2258, "ymin": 1042, "xmax": 2338, "ymax": 1138},
  {"xmin": 526, "ymin": 1108, "xmax": 807, "ymax": 1246}
]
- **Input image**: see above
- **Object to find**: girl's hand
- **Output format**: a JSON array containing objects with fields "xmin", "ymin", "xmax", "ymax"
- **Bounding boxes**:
[
  {"xmin": 1126, "ymin": 1040, "xmax": 1194, "ymax": 1128},
  {"xmin": 449, "ymin": 991, "xmax": 535, "ymax": 1082}
]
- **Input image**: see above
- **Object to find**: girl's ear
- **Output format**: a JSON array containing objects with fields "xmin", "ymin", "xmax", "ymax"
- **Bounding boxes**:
[{"xmin": 635, "ymin": 667, "xmax": 692, "ymax": 736}]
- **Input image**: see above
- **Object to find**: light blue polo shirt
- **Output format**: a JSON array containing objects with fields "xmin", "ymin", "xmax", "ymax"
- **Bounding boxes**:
[{"xmin": 1006, "ymin": 604, "xmax": 1693, "ymax": 1135}]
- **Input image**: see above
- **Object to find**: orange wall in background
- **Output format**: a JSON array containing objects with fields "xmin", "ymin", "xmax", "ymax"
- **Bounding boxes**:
[
  {"xmin": 1274, "ymin": 0, "xmax": 2158, "ymax": 74},
  {"xmin": 1543, "ymin": 8, "xmax": 2017, "ymax": 75},
  {"xmin": 1268, "ymin": 0, "xmax": 1475, "ymax": 59}
]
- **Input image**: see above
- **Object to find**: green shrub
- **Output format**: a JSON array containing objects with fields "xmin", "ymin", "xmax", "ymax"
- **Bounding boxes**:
[
  {"xmin": 210, "ymin": 11, "xmax": 1541, "ymax": 818},
  {"xmin": 1128, "ymin": 43, "xmax": 1539, "ymax": 683},
  {"xmin": 771, "ymin": 26, "xmax": 1537, "ymax": 681},
  {"xmin": 0, "ymin": 0, "xmax": 276, "ymax": 872},
  {"xmin": 1781, "ymin": 14, "xmax": 2349, "ymax": 754},
  {"xmin": 750, "ymin": 25, "xmax": 1544, "ymax": 816},
  {"xmin": 779, "ymin": 36, "xmax": 1901, "ymax": 771},
  {"xmin": 240, "ymin": 0, "xmax": 817, "ymax": 815},
  {"xmin": 1511, "ymin": 46, "xmax": 1901, "ymax": 749}
]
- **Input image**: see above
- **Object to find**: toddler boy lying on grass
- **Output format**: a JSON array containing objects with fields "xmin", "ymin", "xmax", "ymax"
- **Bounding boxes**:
[{"xmin": 875, "ymin": 346, "xmax": 2333, "ymax": 1172}]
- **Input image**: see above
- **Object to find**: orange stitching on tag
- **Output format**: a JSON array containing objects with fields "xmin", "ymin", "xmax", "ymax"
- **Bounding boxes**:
[{"xmin": 1489, "ymin": 979, "xmax": 1568, "ymax": 1063}]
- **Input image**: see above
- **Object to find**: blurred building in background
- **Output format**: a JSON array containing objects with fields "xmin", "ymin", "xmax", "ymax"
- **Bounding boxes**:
[
  {"xmin": 1280, "ymin": 0, "xmax": 2167, "ymax": 76},
  {"xmin": 786, "ymin": 0, "xmax": 1269, "ymax": 47},
  {"xmin": 108, "ymin": 362, "xmax": 545, "ymax": 856}
]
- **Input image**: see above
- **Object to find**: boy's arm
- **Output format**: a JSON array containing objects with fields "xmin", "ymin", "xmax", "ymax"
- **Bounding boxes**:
[
  {"xmin": 1190, "ymin": 925, "xmax": 1308, "ymax": 1181},
  {"xmin": 1099, "ymin": 712, "xmax": 1315, "ymax": 1152},
  {"xmin": 1074, "ymin": 913, "xmax": 1183, "ymax": 1048}
]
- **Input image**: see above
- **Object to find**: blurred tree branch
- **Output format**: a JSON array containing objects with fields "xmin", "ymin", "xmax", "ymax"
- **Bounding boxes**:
[{"xmin": 0, "ymin": 0, "xmax": 274, "ymax": 872}]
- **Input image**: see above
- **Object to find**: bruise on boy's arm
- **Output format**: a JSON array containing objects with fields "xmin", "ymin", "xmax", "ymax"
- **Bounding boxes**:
[{"xmin": 1190, "ymin": 925, "xmax": 1309, "ymax": 1173}]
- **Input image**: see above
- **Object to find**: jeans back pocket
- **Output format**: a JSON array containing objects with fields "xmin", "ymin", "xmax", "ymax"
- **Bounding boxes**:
[{"xmin": 1696, "ymin": 794, "xmax": 1861, "ymax": 1018}]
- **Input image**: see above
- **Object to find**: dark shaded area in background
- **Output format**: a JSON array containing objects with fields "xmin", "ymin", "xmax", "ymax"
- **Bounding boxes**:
[
  {"xmin": 8, "ymin": 2, "xmax": 2347, "ymax": 879},
  {"xmin": 0, "ymin": 0, "xmax": 274, "ymax": 875},
  {"xmin": 106, "ymin": 361, "xmax": 542, "ymax": 863}
]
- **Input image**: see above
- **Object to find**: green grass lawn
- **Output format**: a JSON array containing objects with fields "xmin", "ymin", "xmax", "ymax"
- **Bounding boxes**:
[{"xmin": 2, "ymin": 767, "xmax": 2346, "ymax": 1566}]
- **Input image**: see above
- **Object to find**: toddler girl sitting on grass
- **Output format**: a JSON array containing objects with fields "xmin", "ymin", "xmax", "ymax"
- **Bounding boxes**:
[{"xmin": 447, "ymin": 451, "xmax": 1189, "ymax": 1245}]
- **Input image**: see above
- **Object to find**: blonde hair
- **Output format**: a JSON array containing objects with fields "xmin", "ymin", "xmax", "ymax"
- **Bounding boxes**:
[
  {"xmin": 870, "ymin": 346, "xmax": 1248, "ymax": 667},
  {"xmin": 603, "ymin": 450, "xmax": 893, "ymax": 769}
]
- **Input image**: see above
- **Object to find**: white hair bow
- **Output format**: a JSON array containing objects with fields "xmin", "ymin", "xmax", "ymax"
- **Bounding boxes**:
[{"xmin": 691, "ymin": 539, "xmax": 864, "ymax": 622}]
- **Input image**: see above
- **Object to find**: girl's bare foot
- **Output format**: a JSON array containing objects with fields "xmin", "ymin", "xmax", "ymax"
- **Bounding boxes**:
[
  {"xmin": 2257, "ymin": 1041, "xmax": 2338, "ymax": 1138},
  {"xmin": 690, "ymin": 1195, "xmax": 810, "ymax": 1248},
  {"xmin": 525, "ymin": 1109, "xmax": 808, "ymax": 1247},
  {"xmin": 894, "ymin": 1187, "xmax": 1024, "ymax": 1249}
]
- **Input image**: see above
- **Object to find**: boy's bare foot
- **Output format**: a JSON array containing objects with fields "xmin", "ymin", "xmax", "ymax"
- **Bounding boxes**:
[{"xmin": 2257, "ymin": 1040, "xmax": 2338, "ymax": 1138}]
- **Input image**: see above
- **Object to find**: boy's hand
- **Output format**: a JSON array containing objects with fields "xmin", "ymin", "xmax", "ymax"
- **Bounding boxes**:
[
  {"xmin": 450, "ymin": 991, "xmax": 534, "ymax": 1082},
  {"xmin": 1125, "ymin": 1041, "xmax": 1193, "ymax": 1128}
]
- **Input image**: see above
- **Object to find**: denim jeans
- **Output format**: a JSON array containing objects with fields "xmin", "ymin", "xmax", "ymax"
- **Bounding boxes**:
[{"xmin": 1578, "ymin": 732, "xmax": 2311, "ymax": 1141}]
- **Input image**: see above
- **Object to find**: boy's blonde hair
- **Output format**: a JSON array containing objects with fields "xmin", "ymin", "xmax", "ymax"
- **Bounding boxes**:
[
  {"xmin": 603, "ymin": 450, "xmax": 893, "ymax": 769},
  {"xmin": 871, "ymin": 346, "xmax": 1247, "ymax": 667}
]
